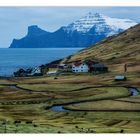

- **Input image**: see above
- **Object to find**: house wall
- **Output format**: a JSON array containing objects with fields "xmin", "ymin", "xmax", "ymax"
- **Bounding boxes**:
[
  {"xmin": 32, "ymin": 67, "xmax": 41, "ymax": 74},
  {"xmin": 47, "ymin": 71, "xmax": 57, "ymax": 75},
  {"xmin": 72, "ymin": 63, "xmax": 89, "ymax": 72}
]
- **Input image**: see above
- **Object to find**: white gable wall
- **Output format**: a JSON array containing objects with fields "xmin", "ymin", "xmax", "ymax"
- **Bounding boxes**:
[
  {"xmin": 32, "ymin": 67, "xmax": 41, "ymax": 74},
  {"xmin": 72, "ymin": 63, "xmax": 89, "ymax": 72}
]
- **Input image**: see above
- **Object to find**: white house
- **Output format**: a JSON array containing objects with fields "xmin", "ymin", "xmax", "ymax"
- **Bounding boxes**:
[
  {"xmin": 72, "ymin": 62, "xmax": 89, "ymax": 73},
  {"xmin": 30, "ymin": 67, "xmax": 41, "ymax": 75}
]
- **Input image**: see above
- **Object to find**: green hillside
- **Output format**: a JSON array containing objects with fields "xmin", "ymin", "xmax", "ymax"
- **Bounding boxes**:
[{"xmin": 63, "ymin": 24, "xmax": 140, "ymax": 73}]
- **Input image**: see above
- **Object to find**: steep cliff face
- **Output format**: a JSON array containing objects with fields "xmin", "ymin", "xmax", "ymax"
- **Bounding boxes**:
[
  {"xmin": 27, "ymin": 25, "xmax": 48, "ymax": 37},
  {"xmin": 9, "ymin": 12, "xmax": 137, "ymax": 48}
]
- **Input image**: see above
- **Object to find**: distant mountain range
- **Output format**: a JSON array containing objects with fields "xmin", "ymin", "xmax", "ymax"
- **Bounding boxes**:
[{"xmin": 9, "ymin": 12, "xmax": 138, "ymax": 48}]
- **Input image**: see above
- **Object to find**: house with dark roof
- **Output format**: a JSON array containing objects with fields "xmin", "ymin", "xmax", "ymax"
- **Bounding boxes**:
[
  {"xmin": 91, "ymin": 63, "xmax": 108, "ymax": 73},
  {"xmin": 71, "ymin": 60, "xmax": 108, "ymax": 73},
  {"xmin": 48, "ymin": 64, "xmax": 58, "ymax": 69}
]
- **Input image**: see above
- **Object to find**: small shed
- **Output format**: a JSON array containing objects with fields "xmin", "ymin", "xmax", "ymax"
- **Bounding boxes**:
[
  {"xmin": 115, "ymin": 75, "xmax": 127, "ymax": 81},
  {"xmin": 47, "ymin": 71, "xmax": 57, "ymax": 75}
]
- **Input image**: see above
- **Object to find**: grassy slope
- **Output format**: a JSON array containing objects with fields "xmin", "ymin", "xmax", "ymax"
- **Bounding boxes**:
[
  {"xmin": 67, "ymin": 24, "xmax": 140, "ymax": 62},
  {"xmin": 63, "ymin": 24, "xmax": 140, "ymax": 76}
]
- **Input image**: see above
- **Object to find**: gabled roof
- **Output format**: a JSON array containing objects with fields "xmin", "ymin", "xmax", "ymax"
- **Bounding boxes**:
[
  {"xmin": 73, "ymin": 62, "xmax": 83, "ymax": 67},
  {"xmin": 85, "ymin": 60, "xmax": 96, "ymax": 65},
  {"xmin": 48, "ymin": 64, "xmax": 58, "ymax": 68}
]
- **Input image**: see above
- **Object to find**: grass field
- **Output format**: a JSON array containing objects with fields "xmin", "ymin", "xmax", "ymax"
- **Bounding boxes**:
[
  {"xmin": 65, "ymin": 99, "xmax": 140, "ymax": 111},
  {"xmin": 0, "ymin": 69, "xmax": 139, "ymax": 133}
]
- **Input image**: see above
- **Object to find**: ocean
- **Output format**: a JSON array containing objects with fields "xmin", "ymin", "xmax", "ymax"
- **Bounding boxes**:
[{"xmin": 0, "ymin": 48, "xmax": 83, "ymax": 76}]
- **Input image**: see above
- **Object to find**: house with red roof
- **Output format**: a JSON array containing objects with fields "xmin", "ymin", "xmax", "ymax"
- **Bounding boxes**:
[
  {"xmin": 71, "ymin": 60, "xmax": 107, "ymax": 73},
  {"xmin": 72, "ymin": 61, "xmax": 89, "ymax": 73}
]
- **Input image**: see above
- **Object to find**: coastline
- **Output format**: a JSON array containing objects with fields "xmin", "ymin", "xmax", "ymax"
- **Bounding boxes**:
[{"xmin": 0, "ymin": 48, "xmax": 82, "ymax": 77}]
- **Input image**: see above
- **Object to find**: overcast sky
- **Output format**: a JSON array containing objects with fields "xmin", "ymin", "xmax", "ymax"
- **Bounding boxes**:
[{"xmin": 0, "ymin": 7, "xmax": 140, "ymax": 48}]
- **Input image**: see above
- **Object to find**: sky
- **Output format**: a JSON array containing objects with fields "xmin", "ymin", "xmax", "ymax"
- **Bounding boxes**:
[{"xmin": 0, "ymin": 7, "xmax": 140, "ymax": 48}]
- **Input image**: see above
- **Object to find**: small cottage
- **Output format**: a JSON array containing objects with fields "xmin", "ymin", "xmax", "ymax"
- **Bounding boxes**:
[
  {"xmin": 47, "ymin": 64, "xmax": 58, "ymax": 74},
  {"xmin": 72, "ymin": 62, "xmax": 89, "ymax": 73},
  {"xmin": 115, "ymin": 75, "xmax": 126, "ymax": 81},
  {"xmin": 14, "ymin": 66, "xmax": 42, "ymax": 77}
]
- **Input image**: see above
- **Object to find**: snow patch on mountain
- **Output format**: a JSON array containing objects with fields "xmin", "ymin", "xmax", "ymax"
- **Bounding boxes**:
[
  {"xmin": 63, "ymin": 12, "xmax": 137, "ymax": 34},
  {"xmin": 103, "ymin": 15, "xmax": 137, "ymax": 30}
]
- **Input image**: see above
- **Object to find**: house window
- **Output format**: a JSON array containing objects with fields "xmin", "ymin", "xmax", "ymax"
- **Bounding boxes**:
[
  {"xmin": 81, "ymin": 67, "xmax": 83, "ymax": 68},
  {"xmin": 81, "ymin": 70, "xmax": 83, "ymax": 72},
  {"xmin": 73, "ymin": 70, "xmax": 75, "ymax": 72},
  {"xmin": 76, "ymin": 70, "xmax": 78, "ymax": 72}
]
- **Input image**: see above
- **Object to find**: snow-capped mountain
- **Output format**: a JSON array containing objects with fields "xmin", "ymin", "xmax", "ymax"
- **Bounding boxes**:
[
  {"xmin": 9, "ymin": 12, "xmax": 138, "ymax": 48},
  {"xmin": 63, "ymin": 12, "xmax": 137, "ymax": 35}
]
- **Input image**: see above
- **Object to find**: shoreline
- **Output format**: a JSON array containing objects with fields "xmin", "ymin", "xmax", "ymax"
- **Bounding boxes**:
[
  {"xmin": 0, "ymin": 47, "xmax": 82, "ymax": 78},
  {"xmin": 0, "ymin": 58, "xmax": 63, "ymax": 78}
]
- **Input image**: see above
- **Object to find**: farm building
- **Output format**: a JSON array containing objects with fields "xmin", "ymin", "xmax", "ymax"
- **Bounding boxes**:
[
  {"xmin": 47, "ymin": 64, "xmax": 58, "ymax": 74},
  {"xmin": 115, "ymin": 75, "xmax": 127, "ymax": 81},
  {"xmin": 72, "ymin": 61, "xmax": 89, "ymax": 73},
  {"xmin": 71, "ymin": 60, "xmax": 107, "ymax": 73},
  {"xmin": 85, "ymin": 60, "xmax": 97, "ymax": 72},
  {"xmin": 91, "ymin": 63, "xmax": 108, "ymax": 73},
  {"xmin": 14, "ymin": 66, "xmax": 43, "ymax": 77}
]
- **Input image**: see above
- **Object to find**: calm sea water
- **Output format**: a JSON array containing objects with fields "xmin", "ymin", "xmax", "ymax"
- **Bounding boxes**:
[{"xmin": 0, "ymin": 48, "xmax": 83, "ymax": 76}]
